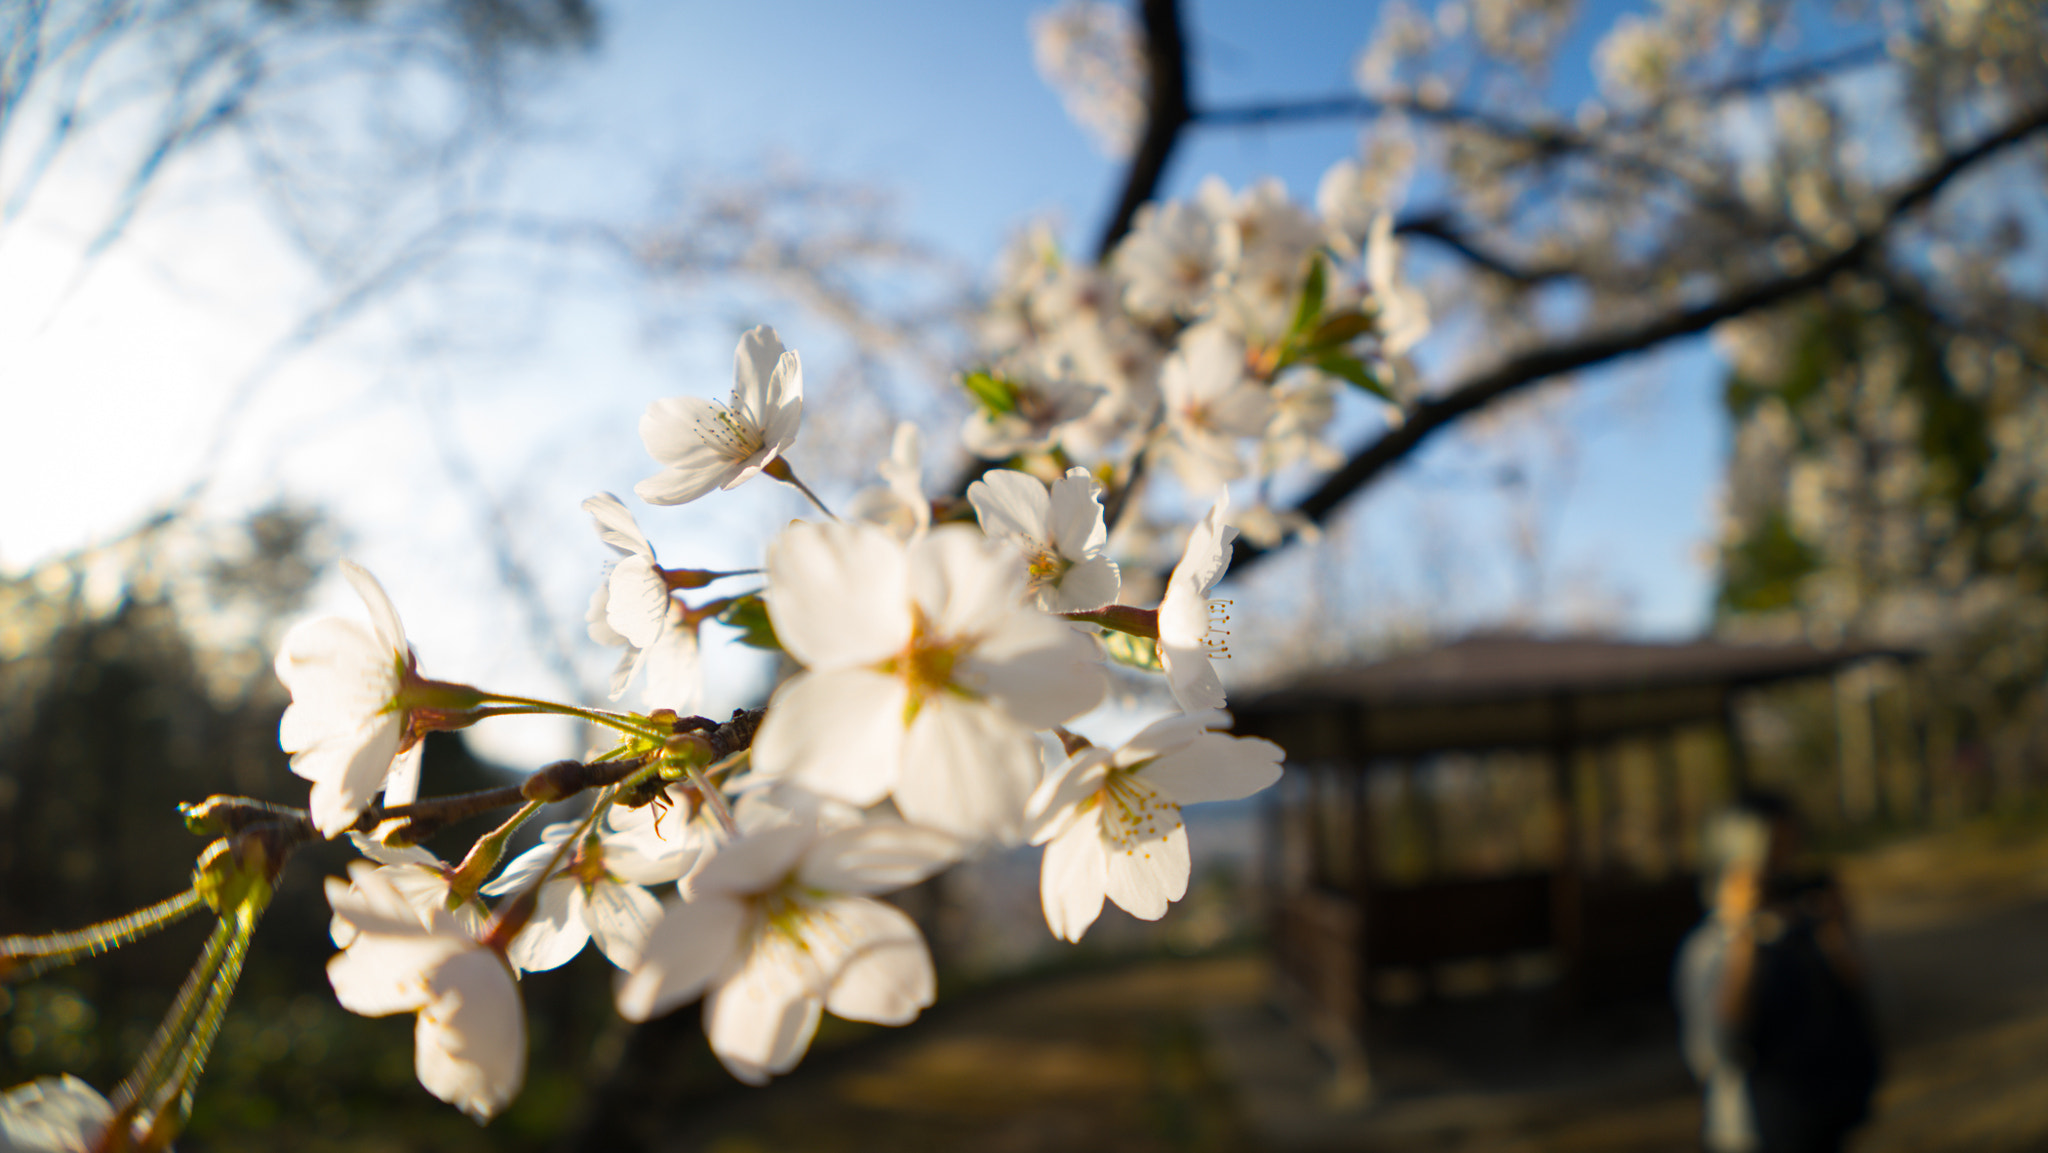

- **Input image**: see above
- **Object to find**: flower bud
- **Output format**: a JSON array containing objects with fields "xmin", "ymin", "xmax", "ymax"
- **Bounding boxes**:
[{"xmin": 193, "ymin": 837, "xmax": 275, "ymax": 914}]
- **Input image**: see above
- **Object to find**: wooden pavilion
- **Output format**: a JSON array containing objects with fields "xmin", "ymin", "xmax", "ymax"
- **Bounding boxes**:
[{"xmin": 1232, "ymin": 633, "xmax": 1910, "ymax": 1053}]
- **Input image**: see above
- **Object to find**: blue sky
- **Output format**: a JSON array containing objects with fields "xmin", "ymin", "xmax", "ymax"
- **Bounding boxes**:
[
  {"xmin": 1, "ymin": 0, "xmax": 1733, "ymax": 760},
  {"xmin": 526, "ymin": 0, "xmax": 1726, "ymax": 632}
]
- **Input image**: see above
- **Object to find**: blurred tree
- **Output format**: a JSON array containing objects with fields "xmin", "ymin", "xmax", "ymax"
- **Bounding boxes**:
[{"xmin": 1040, "ymin": 0, "xmax": 2048, "ymax": 582}]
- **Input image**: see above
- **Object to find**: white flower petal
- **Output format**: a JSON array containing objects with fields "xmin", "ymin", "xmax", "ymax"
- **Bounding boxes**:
[
  {"xmin": 908, "ymin": 527, "xmax": 1030, "ymax": 643},
  {"xmin": 764, "ymin": 521, "xmax": 911, "ymax": 670},
  {"xmin": 1100, "ymin": 777, "xmax": 1189, "ymax": 921},
  {"xmin": 381, "ymin": 741, "xmax": 425, "ymax": 808},
  {"xmin": 1158, "ymin": 495, "xmax": 1237, "ymax": 714},
  {"xmin": 702, "ymin": 930, "xmax": 823, "ymax": 1086},
  {"xmin": 615, "ymin": 893, "xmax": 749, "ymax": 1022},
  {"xmin": 506, "ymin": 878, "xmax": 590, "ymax": 973},
  {"xmin": 897, "ymin": 695, "xmax": 1039, "ymax": 844},
  {"xmin": 415, "ymin": 948, "xmax": 525, "ymax": 1122},
  {"xmin": 301, "ymin": 715, "xmax": 404, "ymax": 839},
  {"xmin": 967, "ymin": 469, "xmax": 1052, "ymax": 543},
  {"xmin": 1049, "ymin": 555, "xmax": 1121, "ymax": 612},
  {"xmin": 637, "ymin": 614, "xmax": 703, "ymax": 714},
  {"xmin": 0, "ymin": 1075, "xmax": 115, "ymax": 1152},
  {"xmin": 1140, "ymin": 732, "xmax": 1284, "ymax": 804},
  {"xmin": 347, "ymin": 831, "xmax": 443, "ymax": 871},
  {"xmin": 586, "ymin": 880, "xmax": 664, "ymax": 970},
  {"xmin": 1040, "ymin": 813, "xmax": 1108, "ymax": 943},
  {"xmin": 1047, "ymin": 469, "xmax": 1109, "ymax": 558},
  {"xmin": 750, "ymin": 669, "xmax": 908, "ymax": 808},
  {"xmin": 761, "ymin": 350, "xmax": 804, "ymax": 450},
  {"xmin": 636, "ymin": 397, "xmax": 745, "ymax": 505},
  {"xmin": 1026, "ymin": 748, "xmax": 1114, "ymax": 845},
  {"xmin": 731, "ymin": 325, "xmax": 789, "ymax": 429},
  {"xmin": 965, "ymin": 610, "xmax": 1105, "ymax": 728},
  {"xmin": 602, "ymin": 797, "xmax": 707, "ymax": 886},
  {"xmin": 587, "ymin": 582, "xmax": 627, "ymax": 647},
  {"xmin": 606, "ymin": 555, "xmax": 673, "ymax": 650},
  {"xmin": 341, "ymin": 559, "xmax": 408, "ymax": 655},
  {"xmin": 797, "ymin": 821, "xmax": 960, "ymax": 894},
  {"xmin": 479, "ymin": 828, "xmax": 569, "ymax": 898},
  {"xmin": 811, "ymin": 897, "xmax": 934, "ymax": 1026},
  {"xmin": 326, "ymin": 863, "xmax": 439, "ymax": 938},
  {"xmin": 692, "ymin": 825, "xmax": 814, "ymax": 896},
  {"xmin": 328, "ymin": 932, "xmax": 455, "ymax": 1017},
  {"xmin": 581, "ymin": 492, "xmax": 654, "ymax": 559}
]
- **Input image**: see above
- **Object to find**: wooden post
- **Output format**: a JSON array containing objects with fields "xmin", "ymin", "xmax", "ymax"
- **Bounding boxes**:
[
  {"xmin": 1721, "ymin": 688, "xmax": 1752, "ymax": 795},
  {"xmin": 1836, "ymin": 663, "xmax": 1879, "ymax": 825},
  {"xmin": 1657, "ymin": 728, "xmax": 1686, "ymax": 876},
  {"xmin": 1548, "ymin": 693, "xmax": 1583, "ymax": 1010}
]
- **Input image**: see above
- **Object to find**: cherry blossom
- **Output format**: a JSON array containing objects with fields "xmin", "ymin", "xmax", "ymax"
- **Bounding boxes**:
[
  {"xmin": 325, "ymin": 862, "xmax": 524, "ymax": 1122},
  {"xmin": 1157, "ymin": 495, "xmax": 1238, "ymax": 712},
  {"xmin": 960, "ymin": 365, "xmax": 1106, "ymax": 460},
  {"xmin": 1316, "ymin": 158, "xmax": 1379, "ymax": 260},
  {"xmin": 751, "ymin": 521, "xmax": 1106, "ymax": 842},
  {"xmin": 1261, "ymin": 372, "xmax": 1345, "ymax": 474},
  {"xmin": 1366, "ymin": 213, "xmax": 1431, "ymax": 357},
  {"xmin": 1114, "ymin": 197, "xmax": 1230, "ymax": 322},
  {"xmin": 1030, "ymin": 710, "xmax": 1282, "ymax": 941},
  {"xmin": 276, "ymin": 561, "xmax": 477, "ymax": 838},
  {"xmin": 582, "ymin": 493, "xmax": 703, "ymax": 708},
  {"xmin": 333, "ymin": 834, "xmax": 486, "ymax": 945},
  {"xmin": 616, "ymin": 815, "xmax": 957, "ymax": 1084},
  {"xmin": 847, "ymin": 422, "xmax": 931, "ymax": 541},
  {"xmin": 636, "ymin": 325, "xmax": 803, "ymax": 506},
  {"xmin": 967, "ymin": 467, "xmax": 1120, "ymax": 612},
  {"xmin": 481, "ymin": 816, "xmax": 691, "ymax": 972},
  {"xmin": 0, "ymin": 1076, "xmax": 118, "ymax": 1152},
  {"xmin": 1201, "ymin": 177, "xmax": 1323, "ymax": 342},
  {"xmin": 1156, "ymin": 324, "xmax": 1272, "ymax": 493}
]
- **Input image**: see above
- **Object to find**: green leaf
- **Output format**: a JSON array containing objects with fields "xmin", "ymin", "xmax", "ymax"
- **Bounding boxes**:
[
  {"xmin": 1103, "ymin": 630, "xmax": 1163, "ymax": 672},
  {"xmin": 961, "ymin": 370, "xmax": 1018, "ymax": 416},
  {"xmin": 1288, "ymin": 253, "xmax": 1328, "ymax": 340},
  {"xmin": 1314, "ymin": 351, "xmax": 1395, "ymax": 404},
  {"xmin": 716, "ymin": 595, "xmax": 783, "ymax": 652},
  {"xmin": 1309, "ymin": 310, "xmax": 1375, "ymax": 347}
]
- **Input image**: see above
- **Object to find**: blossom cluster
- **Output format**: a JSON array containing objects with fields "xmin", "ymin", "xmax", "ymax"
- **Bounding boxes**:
[
  {"xmin": 259, "ymin": 168, "xmax": 1426, "ymax": 1119},
  {"xmin": 969, "ymin": 171, "xmax": 1426, "ymax": 544},
  {"xmin": 238, "ymin": 316, "xmax": 1303, "ymax": 1122},
  {"xmin": 6, "ymin": 164, "xmax": 1425, "ymax": 1138}
]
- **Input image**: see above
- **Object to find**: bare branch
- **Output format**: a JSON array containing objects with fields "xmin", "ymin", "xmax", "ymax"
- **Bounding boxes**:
[{"xmin": 1092, "ymin": 0, "xmax": 1190, "ymax": 261}]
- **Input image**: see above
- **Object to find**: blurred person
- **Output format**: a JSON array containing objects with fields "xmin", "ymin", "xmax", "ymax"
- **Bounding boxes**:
[{"xmin": 1676, "ymin": 791, "xmax": 1881, "ymax": 1153}]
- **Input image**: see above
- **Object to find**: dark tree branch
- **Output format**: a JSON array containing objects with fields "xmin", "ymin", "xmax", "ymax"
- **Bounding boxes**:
[
  {"xmin": 1393, "ymin": 211, "xmax": 1575, "ymax": 285},
  {"xmin": 1221, "ymin": 102, "xmax": 2048, "ymax": 578},
  {"xmin": 1194, "ymin": 39, "xmax": 1892, "ymax": 139},
  {"xmin": 1092, "ymin": 0, "xmax": 1190, "ymax": 261}
]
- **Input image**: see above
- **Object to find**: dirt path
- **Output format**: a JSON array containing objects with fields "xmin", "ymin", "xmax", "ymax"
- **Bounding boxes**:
[{"xmin": 616, "ymin": 825, "xmax": 2048, "ymax": 1152}]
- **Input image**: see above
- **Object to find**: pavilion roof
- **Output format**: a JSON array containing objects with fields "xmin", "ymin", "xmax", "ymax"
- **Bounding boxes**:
[{"xmin": 1232, "ymin": 634, "xmax": 1911, "ymax": 759}]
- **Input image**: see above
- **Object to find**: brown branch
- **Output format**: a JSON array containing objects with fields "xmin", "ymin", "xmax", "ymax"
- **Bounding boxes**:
[
  {"xmin": 182, "ymin": 707, "xmax": 771, "ymax": 849},
  {"xmin": 1093, "ymin": 0, "xmax": 1190, "ymax": 261},
  {"xmin": 1394, "ymin": 212, "xmax": 1575, "ymax": 285},
  {"xmin": 1222, "ymin": 102, "xmax": 2048, "ymax": 577}
]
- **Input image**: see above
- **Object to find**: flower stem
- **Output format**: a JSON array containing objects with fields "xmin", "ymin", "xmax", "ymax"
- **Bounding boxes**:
[
  {"xmin": 473, "ymin": 697, "xmax": 670, "ymax": 741},
  {"xmin": 112, "ymin": 913, "xmax": 236, "ymax": 1124},
  {"xmin": 449, "ymin": 800, "xmax": 543, "ymax": 902},
  {"xmin": 684, "ymin": 761, "xmax": 739, "ymax": 837},
  {"xmin": 0, "ymin": 889, "xmax": 205, "ymax": 984},
  {"xmin": 481, "ymin": 788, "xmax": 616, "ymax": 952},
  {"xmin": 137, "ymin": 900, "xmax": 260, "ymax": 1149},
  {"xmin": 765, "ymin": 457, "xmax": 837, "ymax": 520}
]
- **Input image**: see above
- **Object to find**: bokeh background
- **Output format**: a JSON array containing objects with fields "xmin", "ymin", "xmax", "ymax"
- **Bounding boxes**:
[{"xmin": 4, "ymin": 0, "xmax": 2047, "ymax": 1149}]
